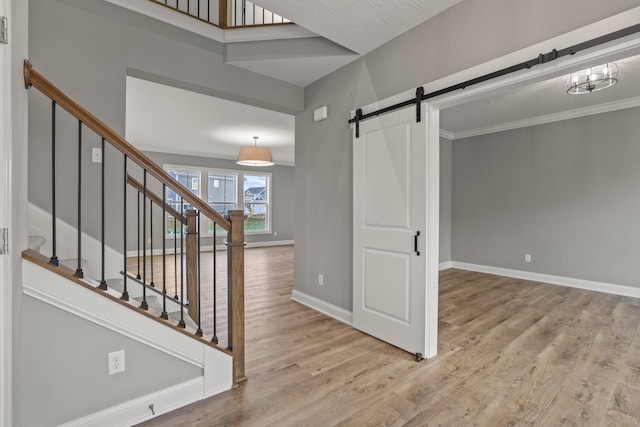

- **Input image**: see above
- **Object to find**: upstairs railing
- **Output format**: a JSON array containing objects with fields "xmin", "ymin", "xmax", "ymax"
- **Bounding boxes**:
[
  {"xmin": 23, "ymin": 60, "xmax": 246, "ymax": 384},
  {"xmin": 150, "ymin": 0, "xmax": 290, "ymax": 28}
]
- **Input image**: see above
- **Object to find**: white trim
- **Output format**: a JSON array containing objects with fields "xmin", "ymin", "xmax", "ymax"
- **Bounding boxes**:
[
  {"xmin": 438, "ymin": 261, "xmax": 452, "ymax": 271},
  {"xmin": 425, "ymin": 105, "xmax": 440, "ymax": 359},
  {"xmin": 59, "ymin": 378, "xmax": 206, "ymax": 427},
  {"xmin": 126, "ymin": 239, "xmax": 294, "ymax": 257},
  {"xmin": 22, "ymin": 259, "xmax": 232, "ymax": 367},
  {"xmin": 291, "ymin": 289, "xmax": 353, "ymax": 325},
  {"xmin": 0, "ymin": 0, "xmax": 12, "ymax": 424},
  {"xmin": 103, "ymin": 0, "xmax": 317, "ymax": 44},
  {"xmin": 450, "ymin": 261, "xmax": 640, "ymax": 299},
  {"xmin": 439, "ymin": 129, "xmax": 455, "ymax": 140},
  {"xmin": 246, "ymin": 239, "xmax": 294, "ymax": 248},
  {"xmin": 447, "ymin": 95, "xmax": 640, "ymax": 140}
]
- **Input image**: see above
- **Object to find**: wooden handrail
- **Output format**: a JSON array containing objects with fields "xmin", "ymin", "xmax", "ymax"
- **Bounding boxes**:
[
  {"xmin": 127, "ymin": 175, "xmax": 186, "ymax": 224},
  {"xmin": 23, "ymin": 60, "xmax": 231, "ymax": 231}
]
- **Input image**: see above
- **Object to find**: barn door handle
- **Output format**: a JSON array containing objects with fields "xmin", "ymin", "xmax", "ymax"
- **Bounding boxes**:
[{"xmin": 414, "ymin": 231, "xmax": 420, "ymax": 256}]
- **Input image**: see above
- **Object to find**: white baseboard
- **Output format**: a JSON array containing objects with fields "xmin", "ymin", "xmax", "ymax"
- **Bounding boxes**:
[
  {"xmin": 291, "ymin": 289, "xmax": 353, "ymax": 326},
  {"xmin": 126, "ymin": 240, "xmax": 294, "ymax": 258},
  {"xmin": 439, "ymin": 261, "xmax": 452, "ymax": 270},
  {"xmin": 60, "ymin": 378, "xmax": 206, "ymax": 427},
  {"xmin": 450, "ymin": 261, "xmax": 640, "ymax": 299}
]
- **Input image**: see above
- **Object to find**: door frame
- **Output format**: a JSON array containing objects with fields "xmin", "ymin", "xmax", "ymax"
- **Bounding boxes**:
[{"xmin": 0, "ymin": 0, "xmax": 12, "ymax": 424}]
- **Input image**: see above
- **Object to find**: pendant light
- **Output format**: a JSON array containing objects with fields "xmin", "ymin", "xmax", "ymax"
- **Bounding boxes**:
[
  {"xmin": 567, "ymin": 63, "xmax": 618, "ymax": 94},
  {"xmin": 236, "ymin": 136, "xmax": 274, "ymax": 167}
]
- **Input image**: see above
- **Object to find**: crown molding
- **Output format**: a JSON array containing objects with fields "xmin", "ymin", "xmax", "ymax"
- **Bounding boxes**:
[
  {"xmin": 439, "ymin": 129, "xmax": 455, "ymax": 140},
  {"xmin": 447, "ymin": 95, "xmax": 640, "ymax": 140}
]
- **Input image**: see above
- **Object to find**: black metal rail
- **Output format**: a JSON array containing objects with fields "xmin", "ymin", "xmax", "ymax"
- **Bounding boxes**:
[{"xmin": 349, "ymin": 23, "xmax": 640, "ymax": 136}]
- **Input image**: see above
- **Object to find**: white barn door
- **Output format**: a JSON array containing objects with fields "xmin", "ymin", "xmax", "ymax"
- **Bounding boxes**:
[{"xmin": 353, "ymin": 104, "xmax": 438, "ymax": 359}]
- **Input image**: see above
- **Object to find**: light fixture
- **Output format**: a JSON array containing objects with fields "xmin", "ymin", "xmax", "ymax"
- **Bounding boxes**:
[
  {"xmin": 567, "ymin": 62, "xmax": 618, "ymax": 94},
  {"xmin": 236, "ymin": 136, "xmax": 274, "ymax": 167}
]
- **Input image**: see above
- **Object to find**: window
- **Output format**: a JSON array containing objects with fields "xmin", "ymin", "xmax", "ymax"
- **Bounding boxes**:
[
  {"xmin": 244, "ymin": 174, "xmax": 270, "ymax": 233},
  {"xmin": 165, "ymin": 166, "xmax": 200, "ymax": 234},
  {"xmin": 208, "ymin": 172, "xmax": 237, "ymax": 216},
  {"xmin": 164, "ymin": 165, "xmax": 272, "ymax": 236}
]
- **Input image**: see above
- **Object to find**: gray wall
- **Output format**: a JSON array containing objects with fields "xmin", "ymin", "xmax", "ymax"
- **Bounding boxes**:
[
  {"xmin": 294, "ymin": 0, "xmax": 639, "ymax": 310},
  {"xmin": 28, "ymin": 0, "xmax": 303, "ymax": 254},
  {"xmin": 138, "ymin": 151, "xmax": 295, "ymax": 249},
  {"xmin": 21, "ymin": 295, "xmax": 201, "ymax": 426},
  {"xmin": 452, "ymin": 107, "xmax": 640, "ymax": 287},
  {"xmin": 440, "ymin": 138, "xmax": 452, "ymax": 263}
]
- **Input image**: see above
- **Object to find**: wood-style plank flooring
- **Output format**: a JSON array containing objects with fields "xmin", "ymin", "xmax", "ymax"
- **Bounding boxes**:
[{"xmin": 138, "ymin": 245, "xmax": 640, "ymax": 426}]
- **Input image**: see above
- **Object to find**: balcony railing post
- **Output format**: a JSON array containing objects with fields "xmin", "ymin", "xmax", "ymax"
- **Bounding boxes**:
[
  {"xmin": 227, "ymin": 209, "xmax": 246, "ymax": 384},
  {"xmin": 186, "ymin": 209, "xmax": 199, "ymax": 323},
  {"xmin": 219, "ymin": 0, "xmax": 228, "ymax": 27}
]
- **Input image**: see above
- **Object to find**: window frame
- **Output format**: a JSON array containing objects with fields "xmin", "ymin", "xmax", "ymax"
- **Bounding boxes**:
[
  {"xmin": 164, "ymin": 165, "xmax": 201, "ymax": 236},
  {"xmin": 163, "ymin": 164, "xmax": 272, "ymax": 237}
]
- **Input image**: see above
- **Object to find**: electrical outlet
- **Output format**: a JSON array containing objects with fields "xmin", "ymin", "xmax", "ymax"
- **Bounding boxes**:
[
  {"xmin": 92, "ymin": 147, "xmax": 102, "ymax": 163},
  {"xmin": 108, "ymin": 349, "xmax": 125, "ymax": 375},
  {"xmin": 273, "ymin": 231, "xmax": 277, "ymax": 237},
  {"xmin": 524, "ymin": 254, "xmax": 532, "ymax": 263},
  {"xmin": 318, "ymin": 274, "xmax": 324, "ymax": 286}
]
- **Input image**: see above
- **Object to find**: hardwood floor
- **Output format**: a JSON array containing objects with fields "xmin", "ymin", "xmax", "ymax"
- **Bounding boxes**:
[{"xmin": 137, "ymin": 246, "xmax": 640, "ymax": 426}]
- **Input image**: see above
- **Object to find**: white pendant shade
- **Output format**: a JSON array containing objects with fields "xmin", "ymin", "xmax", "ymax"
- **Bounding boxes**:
[{"xmin": 236, "ymin": 137, "xmax": 274, "ymax": 166}]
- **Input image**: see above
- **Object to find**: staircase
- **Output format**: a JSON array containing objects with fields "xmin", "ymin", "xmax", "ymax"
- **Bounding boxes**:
[{"xmin": 22, "ymin": 60, "xmax": 246, "ymax": 425}]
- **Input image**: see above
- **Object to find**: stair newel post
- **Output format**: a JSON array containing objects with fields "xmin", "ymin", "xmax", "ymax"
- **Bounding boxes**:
[
  {"xmin": 49, "ymin": 100, "xmax": 59, "ymax": 266},
  {"xmin": 75, "ymin": 121, "xmax": 84, "ymax": 278},
  {"xmin": 121, "ymin": 155, "xmax": 129, "ymax": 301},
  {"xmin": 185, "ymin": 209, "xmax": 199, "ymax": 325},
  {"xmin": 227, "ymin": 209, "xmax": 246, "ymax": 384},
  {"xmin": 98, "ymin": 137, "xmax": 108, "ymax": 290},
  {"xmin": 219, "ymin": 0, "xmax": 228, "ymax": 27}
]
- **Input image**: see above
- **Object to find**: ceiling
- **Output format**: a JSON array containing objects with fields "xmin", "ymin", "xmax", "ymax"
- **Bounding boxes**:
[
  {"xmin": 125, "ymin": 77, "xmax": 295, "ymax": 166},
  {"xmin": 253, "ymin": 0, "xmax": 465, "ymax": 55}
]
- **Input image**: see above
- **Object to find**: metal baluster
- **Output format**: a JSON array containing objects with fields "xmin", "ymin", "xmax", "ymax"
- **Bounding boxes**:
[
  {"xmin": 178, "ymin": 197, "xmax": 186, "ymax": 327},
  {"xmin": 50, "ymin": 101, "xmax": 59, "ymax": 266},
  {"xmin": 174, "ymin": 213, "xmax": 178, "ymax": 299},
  {"xmin": 140, "ymin": 170, "xmax": 149, "ymax": 310},
  {"xmin": 150, "ymin": 198, "xmax": 155, "ymax": 287},
  {"xmin": 98, "ymin": 137, "xmax": 108, "ymax": 290},
  {"xmin": 136, "ymin": 192, "xmax": 141, "ymax": 279},
  {"xmin": 207, "ymin": 0, "xmax": 210, "ymax": 22},
  {"xmin": 212, "ymin": 222, "xmax": 218, "ymax": 343},
  {"xmin": 196, "ymin": 211, "xmax": 203, "ymax": 336},
  {"xmin": 161, "ymin": 183, "xmax": 169, "ymax": 320},
  {"xmin": 121, "ymin": 155, "xmax": 130, "ymax": 301},
  {"xmin": 75, "ymin": 121, "xmax": 84, "ymax": 278}
]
